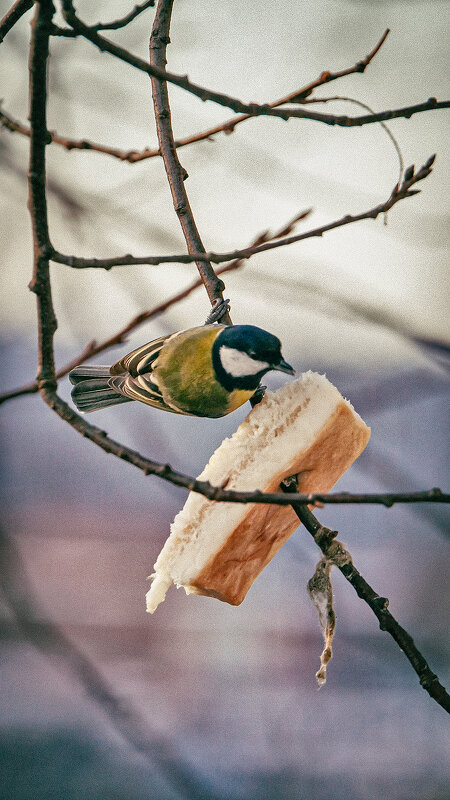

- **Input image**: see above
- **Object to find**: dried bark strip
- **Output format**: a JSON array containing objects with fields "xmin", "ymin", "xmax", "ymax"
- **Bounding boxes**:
[{"xmin": 281, "ymin": 481, "xmax": 450, "ymax": 713}]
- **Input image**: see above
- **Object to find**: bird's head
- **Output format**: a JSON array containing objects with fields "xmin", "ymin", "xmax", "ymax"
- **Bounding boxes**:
[{"xmin": 212, "ymin": 325, "xmax": 295, "ymax": 391}]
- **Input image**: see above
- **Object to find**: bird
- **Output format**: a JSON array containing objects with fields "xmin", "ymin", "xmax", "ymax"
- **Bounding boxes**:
[{"xmin": 69, "ymin": 323, "xmax": 294, "ymax": 418}]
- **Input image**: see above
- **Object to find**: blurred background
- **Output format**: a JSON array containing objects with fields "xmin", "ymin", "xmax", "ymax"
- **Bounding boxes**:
[{"xmin": 1, "ymin": 0, "xmax": 449, "ymax": 798}]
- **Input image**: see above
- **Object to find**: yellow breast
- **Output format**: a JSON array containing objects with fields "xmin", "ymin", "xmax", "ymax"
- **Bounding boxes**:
[{"xmin": 226, "ymin": 388, "xmax": 255, "ymax": 413}]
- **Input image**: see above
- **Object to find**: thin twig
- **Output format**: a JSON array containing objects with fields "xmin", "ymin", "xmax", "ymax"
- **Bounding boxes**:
[
  {"xmin": 310, "ymin": 95, "xmax": 404, "ymax": 187},
  {"xmin": 48, "ymin": 157, "xmax": 436, "ymax": 270},
  {"xmin": 0, "ymin": 106, "xmax": 149, "ymax": 160},
  {"xmin": 58, "ymin": 5, "xmax": 450, "ymax": 125},
  {"xmin": 281, "ymin": 480, "xmax": 450, "ymax": 713},
  {"xmin": 0, "ymin": 215, "xmax": 306, "ymax": 404},
  {"xmin": 149, "ymin": 0, "xmax": 230, "ymax": 319},
  {"xmin": 0, "ymin": 0, "xmax": 32, "ymax": 43},
  {"xmin": 87, "ymin": 1, "xmax": 155, "ymax": 31},
  {"xmin": 0, "ymin": 30, "xmax": 391, "ymax": 162}
]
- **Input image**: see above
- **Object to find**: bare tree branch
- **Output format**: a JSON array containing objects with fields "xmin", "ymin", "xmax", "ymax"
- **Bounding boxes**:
[
  {"xmin": 149, "ymin": 0, "xmax": 231, "ymax": 319},
  {"xmin": 27, "ymin": 0, "xmax": 58, "ymax": 397},
  {"xmin": 281, "ymin": 481, "xmax": 450, "ymax": 713},
  {"xmin": 0, "ymin": 214, "xmax": 308, "ymax": 404},
  {"xmin": 0, "ymin": 0, "xmax": 32, "ymax": 43},
  {"xmin": 86, "ymin": 1, "xmax": 155, "ymax": 31},
  {"xmin": 48, "ymin": 157, "xmax": 436, "ymax": 270},
  {"xmin": 57, "ymin": 4, "xmax": 450, "ymax": 126},
  {"xmin": 0, "ymin": 29, "xmax": 392, "ymax": 162}
]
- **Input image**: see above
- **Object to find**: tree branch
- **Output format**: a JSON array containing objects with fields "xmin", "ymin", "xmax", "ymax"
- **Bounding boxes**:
[
  {"xmin": 57, "ymin": 5, "xmax": 449, "ymax": 126},
  {"xmin": 149, "ymin": 0, "xmax": 230, "ymax": 319},
  {"xmin": 86, "ymin": 1, "xmax": 155, "ymax": 31},
  {"xmin": 0, "ymin": 0, "xmax": 32, "ymax": 43},
  {"xmin": 0, "ymin": 215, "xmax": 306, "ymax": 404},
  {"xmin": 48, "ymin": 157, "xmax": 435, "ymax": 270},
  {"xmin": 281, "ymin": 481, "xmax": 450, "ymax": 713},
  {"xmin": 27, "ymin": 0, "xmax": 58, "ymax": 396},
  {"xmin": 0, "ymin": 30, "xmax": 392, "ymax": 162},
  {"xmin": 0, "ymin": 105, "xmax": 148, "ymax": 161}
]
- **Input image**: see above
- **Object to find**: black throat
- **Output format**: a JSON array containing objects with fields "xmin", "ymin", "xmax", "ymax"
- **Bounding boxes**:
[{"xmin": 212, "ymin": 337, "xmax": 266, "ymax": 392}]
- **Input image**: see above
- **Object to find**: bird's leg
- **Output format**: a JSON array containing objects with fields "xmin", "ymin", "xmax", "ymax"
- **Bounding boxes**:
[
  {"xmin": 250, "ymin": 385, "xmax": 266, "ymax": 407},
  {"xmin": 204, "ymin": 298, "xmax": 231, "ymax": 325}
]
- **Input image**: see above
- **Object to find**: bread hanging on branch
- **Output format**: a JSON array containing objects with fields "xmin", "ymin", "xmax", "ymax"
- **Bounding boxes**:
[{"xmin": 147, "ymin": 372, "xmax": 370, "ymax": 612}]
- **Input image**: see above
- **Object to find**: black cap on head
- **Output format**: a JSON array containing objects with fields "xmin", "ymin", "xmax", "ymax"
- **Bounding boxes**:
[{"xmin": 212, "ymin": 325, "xmax": 294, "ymax": 391}]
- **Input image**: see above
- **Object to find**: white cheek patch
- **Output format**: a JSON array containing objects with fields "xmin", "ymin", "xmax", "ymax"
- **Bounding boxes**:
[{"xmin": 219, "ymin": 346, "xmax": 269, "ymax": 377}]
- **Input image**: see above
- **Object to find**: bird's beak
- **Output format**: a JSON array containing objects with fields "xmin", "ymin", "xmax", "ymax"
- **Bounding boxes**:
[{"xmin": 273, "ymin": 358, "xmax": 295, "ymax": 375}]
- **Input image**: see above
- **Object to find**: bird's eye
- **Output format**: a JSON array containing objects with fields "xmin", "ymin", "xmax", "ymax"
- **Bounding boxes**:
[{"xmin": 248, "ymin": 350, "xmax": 257, "ymax": 358}]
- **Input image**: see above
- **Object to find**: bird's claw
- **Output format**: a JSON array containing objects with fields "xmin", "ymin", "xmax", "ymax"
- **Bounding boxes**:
[
  {"xmin": 250, "ymin": 385, "xmax": 266, "ymax": 407},
  {"xmin": 204, "ymin": 298, "xmax": 230, "ymax": 325}
]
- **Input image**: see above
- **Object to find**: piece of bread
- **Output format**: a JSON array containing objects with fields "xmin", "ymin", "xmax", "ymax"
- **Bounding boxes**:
[{"xmin": 147, "ymin": 371, "xmax": 370, "ymax": 612}]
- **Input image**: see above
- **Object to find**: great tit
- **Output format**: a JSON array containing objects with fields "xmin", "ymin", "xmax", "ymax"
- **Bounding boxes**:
[{"xmin": 69, "ymin": 324, "xmax": 295, "ymax": 418}]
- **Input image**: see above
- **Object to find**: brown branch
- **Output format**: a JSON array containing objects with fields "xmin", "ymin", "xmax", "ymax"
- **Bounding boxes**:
[
  {"xmin": 149, "ymin": 0, "xmax": 230, "ymax": 319},
  {"xmin": 86, "ymin": 1, "xmax": 155, "ymax": 31},
  {"xmin": 7, "ymin": 357, "xmax": 450, "ymax": 511},
  {"xmin": 57, "ymin": 5, "xmax": 450, "ymax": 126},
  {"xmin": 0, "ymin": 0, "xmax": 32, "ymax": 43},
  {"xmin": 0, "ymin": 106, "xmax": 151, "ymax": 160},
  {"xmin": 0, "ymin": 30, "xmax": 391, "ymax": 162},
  {"xmin": 48, "ymin": 157, "xmax": 435, "ymax": 270},
  {"xmin": 27, "ymin": 0, "xmax": 58, "ymax": 396},
  {"xmin": 0, "ymin": 214, "xmax": 305, "ymax": 404},
  {"xmin": 281, "ymin": 481, "xmax": 450, "ymax": 713}
]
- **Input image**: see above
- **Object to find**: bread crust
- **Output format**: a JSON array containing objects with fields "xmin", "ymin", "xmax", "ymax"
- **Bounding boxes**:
[{"xmin": 188, "ymin": 401, "xmax": 370, "ymax": 604}]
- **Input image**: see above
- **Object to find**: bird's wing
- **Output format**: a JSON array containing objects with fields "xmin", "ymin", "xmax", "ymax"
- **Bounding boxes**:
[
  {"xmin": 109, "ymin": 374, "xmax": 186, "ymax": 415},
  {"xmin": 110, "ymin": 334, "xmax": 173, "ymax": 377}
]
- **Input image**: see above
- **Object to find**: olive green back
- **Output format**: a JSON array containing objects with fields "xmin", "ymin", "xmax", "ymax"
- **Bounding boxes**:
[{"xmin": 155, "ymin": 326, "xmax": 253, "ymax": 417}]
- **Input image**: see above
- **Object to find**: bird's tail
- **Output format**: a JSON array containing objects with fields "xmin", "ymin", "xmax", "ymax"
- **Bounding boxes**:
[{"xmin": 69, "ymin": 365, "xmax": 132, "ymax": 413}]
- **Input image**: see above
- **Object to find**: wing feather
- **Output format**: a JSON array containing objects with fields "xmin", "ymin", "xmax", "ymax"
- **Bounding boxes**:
[
  {"xmin": 109, "ymin": 374, "xmax": 186, "ymax": 415},
  {"xmin": 110, "ymin": 335, "xmax": 171, "ymax": 377}
]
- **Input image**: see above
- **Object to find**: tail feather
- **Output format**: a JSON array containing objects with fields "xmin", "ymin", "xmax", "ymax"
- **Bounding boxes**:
[
  {"xmin": 69, "ymin": 366, "xmax": 132, "ymax": 413},
  {"xmin": 69, "ymin": 365, "xmax": 112, "ymax": 385}
]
